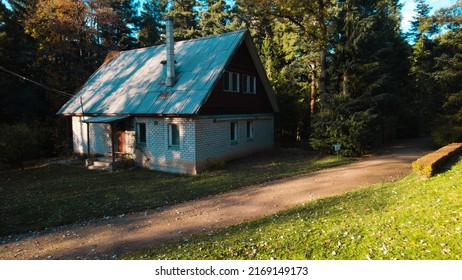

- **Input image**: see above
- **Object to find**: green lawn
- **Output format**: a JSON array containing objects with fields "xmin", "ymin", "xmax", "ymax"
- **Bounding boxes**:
[
  {"xmin": 0, "ymin": 149, "xmax": 351, "ymax": 236},
  {"xmin": 125, "ymin": 157, "xmax": 462, "ymax": 260}
]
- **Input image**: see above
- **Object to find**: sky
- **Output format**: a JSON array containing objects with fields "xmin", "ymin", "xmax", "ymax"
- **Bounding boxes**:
[{"xmin": 400, "ymin": 0, "xmax": 458, "ymax": 32}]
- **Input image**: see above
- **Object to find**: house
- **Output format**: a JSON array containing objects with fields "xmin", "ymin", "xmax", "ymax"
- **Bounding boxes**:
[{"xmin": 58, "ymin": 19, "xmax": 279, "ymax": 175}]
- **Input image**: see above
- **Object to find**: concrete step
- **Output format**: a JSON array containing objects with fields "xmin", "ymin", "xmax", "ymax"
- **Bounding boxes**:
[
  {"xmin": 93, "ymin": 160, "xmax": 111, "ymax": 168},
  {"xmin": 87, "ymin": 158, "xmax": 114, "ymax": 171}
]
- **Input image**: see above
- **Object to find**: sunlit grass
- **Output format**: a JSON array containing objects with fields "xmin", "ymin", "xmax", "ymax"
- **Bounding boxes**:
[
  {"xmin": 0, "ymin": 149, "xmax": 352, "ymax": 236},
  {"xmin": 125, "ymin": 157, "xmax": 462, "ymax": 260}
]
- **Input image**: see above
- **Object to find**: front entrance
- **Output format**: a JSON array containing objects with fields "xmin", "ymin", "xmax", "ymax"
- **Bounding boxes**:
[{"xmin": 117, "ymin": 131, "xmax": 126, "ymax": 153}]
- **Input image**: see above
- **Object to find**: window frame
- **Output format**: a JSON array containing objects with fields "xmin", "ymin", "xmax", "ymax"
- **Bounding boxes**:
[
  {"xmin": 136, "ymin": 123, "xmax": 147, "ymax": 146},
  {"xmin": 230, "ymin": 121, "xmax": 238, "ymax": 144},
  {"xmin": 168, "ymin": 123, "xmax": 180, "ymax": 148},
  {"xmin": 243, "ymin": 74, "xmax": 257, "ymax": 94},
  {"xmin": 224, "ymin": 71, "xmax": 240, "ymax": 93},
  {"xmin": 246, "ymin": 120, "xmax": 254, "ymax": 140}
]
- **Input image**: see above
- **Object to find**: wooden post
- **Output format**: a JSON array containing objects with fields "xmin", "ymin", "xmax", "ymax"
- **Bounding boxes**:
[
  {"xmin": 87, "ymin": 123, "xmax": 91, "ymax": 161},
  {"xmin": 111, "ymin": 123, "xmax": 116, "ymax": 167},
  {"xmin": 80, "ymin": 97, "xmax": 92, "ymax": 166}
]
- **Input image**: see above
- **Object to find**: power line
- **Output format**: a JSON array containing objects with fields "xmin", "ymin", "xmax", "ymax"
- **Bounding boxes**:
[{"xmin": 0, "ymin": 65, "xmax": 75, "ymax": 98}]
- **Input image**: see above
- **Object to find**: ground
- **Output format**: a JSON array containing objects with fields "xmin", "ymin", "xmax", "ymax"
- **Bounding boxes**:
[{"xmin": 0, "ymin": 138, "xmax": 433, "ymax": 260}]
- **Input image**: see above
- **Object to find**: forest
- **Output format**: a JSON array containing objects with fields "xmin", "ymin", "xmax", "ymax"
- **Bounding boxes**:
[{"xmin": 0, "ymin": 0, "xmax": 461, "ymax": 166}]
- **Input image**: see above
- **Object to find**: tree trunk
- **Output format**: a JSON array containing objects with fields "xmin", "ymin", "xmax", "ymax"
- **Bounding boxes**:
[
  {"xmin": 342, "ymin": 70, "xmax": 349, "ymax": 96},
  {"xmin": 310, "ymin": 62, "xmax": 317, "ymax": 115},
  {"xmin": 319, "ymin": 49, "xmax": 328, "ymax": 108}
]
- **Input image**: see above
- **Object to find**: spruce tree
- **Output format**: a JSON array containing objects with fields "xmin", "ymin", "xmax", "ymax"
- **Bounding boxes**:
[{"xmin": 138, "ymin": 0, "xmax": 168, "ymax": 47}]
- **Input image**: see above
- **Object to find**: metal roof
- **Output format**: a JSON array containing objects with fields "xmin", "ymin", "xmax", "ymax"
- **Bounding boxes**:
[{"xmin": 58, "ymin": 29, "xmax": 278, "ymax": 116}]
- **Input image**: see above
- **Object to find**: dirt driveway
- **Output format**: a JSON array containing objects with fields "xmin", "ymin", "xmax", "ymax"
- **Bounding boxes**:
[{"xmin": 0, "ymin": 138, "xmax": 433, "ymax": 260}]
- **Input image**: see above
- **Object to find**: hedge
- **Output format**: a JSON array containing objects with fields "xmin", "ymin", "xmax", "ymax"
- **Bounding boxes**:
[{"xmin": 412, "ymin": 143, "xmax": 462, "ymax": 178}]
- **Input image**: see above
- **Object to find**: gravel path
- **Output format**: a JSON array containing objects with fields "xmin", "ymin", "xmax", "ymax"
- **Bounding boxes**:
[{"xmin": 0, "ymin": 138, "xmax": 433, "ymax": 260}]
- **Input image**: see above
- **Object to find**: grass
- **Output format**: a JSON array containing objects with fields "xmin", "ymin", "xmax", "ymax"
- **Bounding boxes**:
[
  {"xmin": 124, "ymin": 157, "xmax": 462, "ymax": 260},
  {"xmin": 0, "ymin": 148, "xmax": 352, "ymax": 237}
]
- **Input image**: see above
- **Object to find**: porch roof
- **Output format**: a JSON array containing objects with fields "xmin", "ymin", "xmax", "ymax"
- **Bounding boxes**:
[{"xmin": 82, "ymin": 116, "xmax": 129, "ymax": 124}]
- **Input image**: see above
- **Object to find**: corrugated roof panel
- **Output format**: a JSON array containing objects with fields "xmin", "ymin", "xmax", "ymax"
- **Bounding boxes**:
[
  {"xmin": 162, "ymin": 90, "xmax": 209, "ymax": 115},
  {"xmin": 84, "ymin": 51, "xmax": 145, "ymax": 113},
  {"xmin": 145, "ymin": 91, "xmax": 172, "ymax": 114},
  {"xmin": 58, "ymin": 30, "xmax": 249, "ymax": 116}
]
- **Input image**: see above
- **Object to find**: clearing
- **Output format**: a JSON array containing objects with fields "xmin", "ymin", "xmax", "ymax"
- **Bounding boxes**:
[{"xmin": 0, "ymin": 138, "xmax": 433, "ymax": 259}]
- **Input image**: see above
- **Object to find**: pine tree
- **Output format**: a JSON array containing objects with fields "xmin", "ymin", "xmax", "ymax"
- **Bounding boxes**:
[
  {"xmin": 138, "ymin": 0, "xmax": 167, "ymax": 47},
  {"xmin": 408, "ymin": 0, "xmax": 438, "ymax": 135},
  {"xmin": 86, "ymin": 0, "xmax": 140, "ymax": 50},
  {"xmin": 167, "ymin": 0, "xmax": 199, "ymax": 40},
  {"xmin": 430, "ymin": 2, "xmax": 462, "ymax": 146},
  {"xmin": 197, "ymin": 0, "xmax": 243, "ymax": 36},
  {"xmin": 311, "ymin": 0, "xmax": 411, "ymax": 155}
]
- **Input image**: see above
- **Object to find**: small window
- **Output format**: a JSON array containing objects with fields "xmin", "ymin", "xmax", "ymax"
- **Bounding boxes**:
[
  {"xmin": 224, "ymin": 71, "xmax": 240, "ymax": 92},
  {"xmin": 246, "ymin": 121, "xmax": 254, "ymax": 139},
  {"xmin": 136, "ymin": 123, "xmax": 146, "ymax": 145},
  {"xmin": 168, "ymin": 124, "xmax": 180, "ymax": 147},
  {"xmin": 230, "ymin": 122, "xmax": 238, "ymax": 143},
  {"xmin": 243, "ymin": 75, "xmax": 256, "ymax": 94}
]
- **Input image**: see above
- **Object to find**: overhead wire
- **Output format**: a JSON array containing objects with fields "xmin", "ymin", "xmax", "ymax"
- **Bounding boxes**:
[{"xmin": 0, "ymin": 65, "xmax": 75, "ymax": 99}]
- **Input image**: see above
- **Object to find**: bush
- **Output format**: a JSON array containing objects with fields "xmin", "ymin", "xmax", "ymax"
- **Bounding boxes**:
[
  {"xmin": 412, "ymin": 143, "xmax": 462, "ymax": 177},
  {"xmin": 431, "ymin": 123, "xmax": 462, "ymax": 147},
  {"xmin": 0, "ymin": 123, "xmax": 52, "ymax": 169},
  {"xmin": 310, "ymin": 104, "xmax": 378, "ymax": 157},
  {"xmin": 207, "ymin": 157, "xmax": 226, "ymax": 170}
]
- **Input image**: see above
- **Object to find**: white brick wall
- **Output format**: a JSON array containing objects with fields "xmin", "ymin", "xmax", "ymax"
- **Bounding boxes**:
[
  {"xmin": 132, "ymin": 117, "xmax": 197, "ymax": 174},
  {"xmin": 72, "ymin": 114, "xmax": 274, "ymax": 175},
  {"xmin": 72, "ymin": 116, "xmax": 111, "ymax": 156},
  {"xmin": 195, "ymin": 115, "xmax": 274, "ymax": 171}
]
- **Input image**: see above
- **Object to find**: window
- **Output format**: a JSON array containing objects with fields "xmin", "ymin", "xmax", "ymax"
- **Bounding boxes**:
[
  {"xmin": 136, "ymin": 123, "xmax": 146, "ymax": 145},
  {"xmin": 243, "ymin": 75, "xmax": 256, "ymax": 94},
  {"xmin": 168, "ymin": 124, "xmax": 180, "ymax": 147},
  {"xmin": 246, "ymin": 121, "xmax": 254, "ymax": 140},
  {"xmin": 224, "ymin": 71, "xmax": 240, "ymax": 92},
  {"xmin": 230, "ymin": 122, "xmax": 238, "ymax": 143}
]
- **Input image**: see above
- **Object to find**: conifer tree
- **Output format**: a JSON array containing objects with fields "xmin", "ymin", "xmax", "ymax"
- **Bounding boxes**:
[
  {"xmin": 138, "ymin": 0, "xmax": 168, "ymax": 47},
  {"xmin": 311, "ymin": 0, "xmax": 411, "ymax": 155},
  {"xmin": 167, "ymin": 0, "xmax": 199, "ymax": 40},
  {"xmin": 197, "ymin": 0, "xmax": 244, "ymax": 36},
  {"xmin": 430, "ymin": 2, "xmax": 462, "ymax": 145}
]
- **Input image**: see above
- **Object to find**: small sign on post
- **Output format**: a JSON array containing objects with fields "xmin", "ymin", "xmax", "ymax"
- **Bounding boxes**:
[{"xmin": 333, "ymin": 143, "xmax": 341, "ymax": 156}]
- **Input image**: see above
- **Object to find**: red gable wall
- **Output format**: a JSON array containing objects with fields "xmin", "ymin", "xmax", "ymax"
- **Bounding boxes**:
[{"xmin": 198, "ymin": 42, "xmax": 275, "ymax": 115}]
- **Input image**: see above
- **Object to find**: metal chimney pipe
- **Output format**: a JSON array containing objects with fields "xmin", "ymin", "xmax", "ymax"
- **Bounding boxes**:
[{"xmin": 165, "ymin": 17, "xmax": 175, "ymax": 87}]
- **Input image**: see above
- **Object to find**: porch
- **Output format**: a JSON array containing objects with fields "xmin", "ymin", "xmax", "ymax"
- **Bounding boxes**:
[{"xmin": 82, "ymin": 116, "xmax": 133, "ymax": 171}]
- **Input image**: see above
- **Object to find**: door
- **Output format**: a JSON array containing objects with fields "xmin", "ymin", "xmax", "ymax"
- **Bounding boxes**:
[{"xmin": 117, "ymin": 131, "xmax": 126, "ymax": 153}]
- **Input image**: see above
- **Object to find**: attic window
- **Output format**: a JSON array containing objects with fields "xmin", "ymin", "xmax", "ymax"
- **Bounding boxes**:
[
  {"xmin": 224, "ymin": 71, "xmax": 240, "ymax": 93},
  {"xmin": 243, "ymin": 75, "xmax": 256, "ymax": 94}
]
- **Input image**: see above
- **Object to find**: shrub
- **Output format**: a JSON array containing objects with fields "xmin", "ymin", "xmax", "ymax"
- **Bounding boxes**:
[
  {"xmin": 0, "ymin": 123, "xmax": 52, "ymax": 169},
  {"xmin": 431, "ymin": 123, "xmax": 462, "ymax": 147},
  {"xmin": 207, "ymin": 157, "xmax": 226, "ymax": 170},
  {"xmin": 412, "ymin": 143, "xmax": 462, "ymax": 177}
]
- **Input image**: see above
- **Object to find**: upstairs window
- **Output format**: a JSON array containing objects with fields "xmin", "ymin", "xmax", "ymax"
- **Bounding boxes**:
[
  {"xmin": 243, "ymin": 75, "xmax": 256, "ymax": 94},
  {"xmin": 136, "ymin": 123, "xmax": 146, "ymax": 146},
  {"xmin": 224, "ymin": 71, "xmax": 240, "ymax": 93}
]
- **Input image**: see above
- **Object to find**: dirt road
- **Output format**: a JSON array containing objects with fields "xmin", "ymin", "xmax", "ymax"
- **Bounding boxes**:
[{"xmin": 0, "ymin": 138, "xmax": 433, "ymax": 260}]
